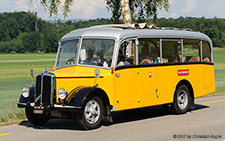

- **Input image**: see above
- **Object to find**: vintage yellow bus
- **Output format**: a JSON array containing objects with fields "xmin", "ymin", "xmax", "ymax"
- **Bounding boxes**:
[{"xmin": 18, "ymin": 24, "xmax": 215, "ymax": 130}]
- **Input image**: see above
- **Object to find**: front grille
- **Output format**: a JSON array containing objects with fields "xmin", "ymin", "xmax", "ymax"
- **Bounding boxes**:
[{"xmin": 35, "ymin": 73, "xmax": 55, "ymax": 106}]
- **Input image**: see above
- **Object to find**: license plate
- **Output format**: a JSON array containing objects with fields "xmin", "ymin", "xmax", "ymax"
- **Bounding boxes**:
[{"xmin": 33, "ymin": 109, "xmax": 43, "ymax": 114}]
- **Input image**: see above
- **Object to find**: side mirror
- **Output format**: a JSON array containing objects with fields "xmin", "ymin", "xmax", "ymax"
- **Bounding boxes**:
[
  {"xmin": 95, "ymin": 69, "xmax": 100, "ymax": 78},
  {"xmin": 94, "ymin": 69, "xmax": 100, "ymax": 87}
]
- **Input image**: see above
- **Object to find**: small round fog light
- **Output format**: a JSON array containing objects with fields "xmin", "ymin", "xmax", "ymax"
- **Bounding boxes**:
[
  {"xmin": 58, "ymin": 88, "xmax": 67, "ymax": 100},
  {"xmin": 22, "ymin": 87, "xmax": 30, "ymax": 98}
]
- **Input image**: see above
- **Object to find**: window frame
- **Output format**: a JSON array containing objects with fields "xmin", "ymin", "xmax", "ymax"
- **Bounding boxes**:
[
  {"xmin": 115, "ymin": 38, "xmax": 138, "ymax": 67},
  {"xmin": 115, "ymin": 37, "xmax": 213, "ymax": 69},
  {"xmin": 55, "ymin": 38, "xmax": 80, "ymax": 68},
  {"xmin": 76, "ymin": 37, "xmax": 116, "ymax": 69},
  {"xmin": 161, "ymin": 38, "xmax": 183, "ymax": 63}
]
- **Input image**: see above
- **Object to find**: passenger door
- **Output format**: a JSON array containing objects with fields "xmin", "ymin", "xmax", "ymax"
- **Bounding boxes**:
[
  {"xmin": 114, "ymin": 39, "xmax": 139, "ymax": 111},
  {"xmin": 137, "ymin": 38, "xmax": 162, "ymax": 107}
]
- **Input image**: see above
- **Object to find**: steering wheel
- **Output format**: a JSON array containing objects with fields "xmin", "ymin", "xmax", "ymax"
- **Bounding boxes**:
[{"xmin": 65, "ymin": 57, "xmax": 76, "ymax": 65}]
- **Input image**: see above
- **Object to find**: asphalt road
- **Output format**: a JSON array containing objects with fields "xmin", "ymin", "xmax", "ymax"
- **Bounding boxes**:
[{"xmin": 1, "ymin": 95, "xmax": 225, "ymax": 141}]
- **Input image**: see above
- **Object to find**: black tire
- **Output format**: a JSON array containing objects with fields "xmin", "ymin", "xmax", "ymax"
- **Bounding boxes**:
[
  {"xmin": 78, "ymin": 96, "xmax": 103, "ymax": 130},
  {"xmin": 171, "ymin": 85, "xmax": 190, "ymax": 114},
  {"xmin": 25, "ymin": 108, "xmax": 50, "ymax": 126}
]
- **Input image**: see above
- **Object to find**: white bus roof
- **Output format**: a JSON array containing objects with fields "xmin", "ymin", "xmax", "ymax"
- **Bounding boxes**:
[{"xmin": 61, "ymin": 23, "xmax": 212, "ymax": 47}]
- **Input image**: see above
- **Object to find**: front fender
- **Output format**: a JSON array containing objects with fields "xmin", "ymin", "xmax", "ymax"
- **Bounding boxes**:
[
  {"xmin": 67, "ymin": 86, "xmax": 109, "ymax": 109},
  {"xmin": 18, "ymin": 86, "xmax": 35, "ymax": 108}
]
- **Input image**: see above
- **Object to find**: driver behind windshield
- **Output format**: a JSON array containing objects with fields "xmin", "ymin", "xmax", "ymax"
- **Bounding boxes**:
[{"xmin": 84, "ymin": 48, "xmax": 97, "ymax": 65}]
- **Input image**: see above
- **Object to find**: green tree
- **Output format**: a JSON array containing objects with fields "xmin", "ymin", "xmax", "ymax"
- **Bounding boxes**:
[
  {"xmin": 32, "ymin": 0, "xmax": 170, "ymax": 24},
  {"xmin": 30, "ymin": 0, "xmax": 73, "ymax": 18},
  {"xmin": 105, "ymin": 0, "xmax": 122, "ymax": 23},
  {"xmin": 22, "ymin": 31, "xmax": 44, "ymax": 52}
]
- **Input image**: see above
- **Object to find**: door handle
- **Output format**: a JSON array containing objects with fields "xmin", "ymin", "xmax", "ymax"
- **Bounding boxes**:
[{"xmin": 115, "ymin": 73, "xmax": 120, "ymax": 77}]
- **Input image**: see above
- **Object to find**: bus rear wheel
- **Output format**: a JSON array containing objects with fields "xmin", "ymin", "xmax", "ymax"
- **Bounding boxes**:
[{"xmin": 172, "ymin": 85, "xmax": 190, "ymax": 114}]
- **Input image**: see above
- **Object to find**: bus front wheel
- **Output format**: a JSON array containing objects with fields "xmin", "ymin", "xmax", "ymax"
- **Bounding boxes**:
[
  {"xmin": 78, "ymin": 96, "xmax": 103, "ymax": 130},
  {"xmin": 172, "ymin": 85, "xmax": 190, "ymax": 114},
  {"xmin": 25, "ymin": 108, "xmax": 50, "ymax": 126}
]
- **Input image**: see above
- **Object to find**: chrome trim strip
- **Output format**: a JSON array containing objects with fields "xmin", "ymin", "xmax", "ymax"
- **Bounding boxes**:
[
  {"xmin": 40, "ymin": 75, "xmax": 43, "ymax": 105},
  {"xmin": 160, "ymin": 39, "xmax": 162, "ymax": 63},
  {"xmin": 200, "ymin": 40, "xmax": 203, "ymax": 62},
  {"xmin": 18, "ymin": 103, "xmax": 26, "ymax": 106},
  {"xmin": 53, "ymin": 104, "xmax": 80, "ymax": 109},
  {"xmin": 181, "ymin": 39, "xmax": 184, "ymax": 62},
  {"xmin": 24, "ymin": 102, "xmax": 80, "ymax": 109}
]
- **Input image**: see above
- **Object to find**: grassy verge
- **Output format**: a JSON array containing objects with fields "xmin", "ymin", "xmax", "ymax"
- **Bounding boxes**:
[
  {"xmin": 214, "ymin": 47, "xmax": 225, "ymax": 94},
  {"xmin": 0, "ymin": 54, "xmax": 56, "ymax": 123}
]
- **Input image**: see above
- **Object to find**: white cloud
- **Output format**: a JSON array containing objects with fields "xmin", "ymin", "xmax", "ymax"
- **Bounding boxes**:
[
  {"xmin": 0, "ymin": 0, "xmax": 108, "ymax": 20},
  {"xmin": 182, "ymin": 0, "xmax": 198, "ymax": 13},
  {"xmin": 2, "ymin": 0, "xmax": 225, "ymax": 20},
  {"xmin": 170, "ymin": 12, "xmax": 178, "ymax": 18},
  {"xmin": 14, "ymin": 0, "xmax": 29, "ymax": 11},
  {"xmin": 69, "ymin": 0, "xmax": 107, "ymax": 19}
]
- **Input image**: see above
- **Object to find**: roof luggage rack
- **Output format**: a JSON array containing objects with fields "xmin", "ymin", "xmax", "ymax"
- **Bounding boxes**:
[{"xmin": 92, "ymin": 23, "xmax": 195, "ymax": 31}]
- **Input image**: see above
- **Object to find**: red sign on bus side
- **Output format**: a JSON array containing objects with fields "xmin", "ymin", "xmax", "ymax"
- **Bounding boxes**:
[{"xmin": 178, "ymin": 69, "xmax": 189, "ymax": 76}]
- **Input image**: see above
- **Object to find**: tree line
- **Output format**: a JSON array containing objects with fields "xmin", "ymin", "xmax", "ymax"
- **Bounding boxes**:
[{"xmin": 0, "ymin": 11, "xmax": 224, "ymax": 54}]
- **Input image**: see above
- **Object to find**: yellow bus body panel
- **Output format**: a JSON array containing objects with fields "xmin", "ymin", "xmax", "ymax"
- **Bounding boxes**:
[
  {"xmin": 53, "ymin": 66, "xmax": 115, "ymax": 106},
  {"xmin": 52, "ymin": 63, "xmax": 215, "ymax": 112},
  {"xmin": 202, "ymin": 64, "xmax": 215, "ymax": 96}
]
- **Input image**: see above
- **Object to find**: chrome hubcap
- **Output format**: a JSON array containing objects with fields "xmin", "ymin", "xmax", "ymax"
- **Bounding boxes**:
[
  {"xmin": 84, "ymin": 99, "xmax": 100, "ymax": 124},
  {"xmin": 177, "ymin": 90, "xmax": 188, "ymax": 109}
]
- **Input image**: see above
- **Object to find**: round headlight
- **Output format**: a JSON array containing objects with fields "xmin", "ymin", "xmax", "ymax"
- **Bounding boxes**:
[
  {"xmin": 58, "ymin": 88, "xmax": 67, "ymax": 100},
  {"xmin": 22, "ymin": 87, "xmax": 30, "ymax": 98}
]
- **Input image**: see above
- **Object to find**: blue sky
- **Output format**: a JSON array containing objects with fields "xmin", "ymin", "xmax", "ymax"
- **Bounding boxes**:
[{"xmin": 0, "ymin": 0, "xmax": 225, "ymax": 20}]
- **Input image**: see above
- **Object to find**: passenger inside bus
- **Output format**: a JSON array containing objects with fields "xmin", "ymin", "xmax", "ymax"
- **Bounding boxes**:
[
  {"xmin": 203, "ymin": 57, "xmax": 210, "ymax": 62},
  {"xmin": 96, "ymin": 51, "xmax": 105, "ymax": 66},
  {"xmin": 189, "ymin": 56, "xmax": 200, "ymax": 62},
  {"xmin": 140, "ymin": 43, "xmax": 153, "ymax": 64},
  {"xmin": 139, "ymin": 40, "xmax": 168, "ymax": 64},
  {"xmin": 117, "ymin": 50, "xmax": 130, "ymax": 66}
]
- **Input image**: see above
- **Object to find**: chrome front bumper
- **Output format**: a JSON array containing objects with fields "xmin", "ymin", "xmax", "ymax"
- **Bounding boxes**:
[{"xmin": 17, "ymin": 102, "xmax": 81, "ymax": 112}]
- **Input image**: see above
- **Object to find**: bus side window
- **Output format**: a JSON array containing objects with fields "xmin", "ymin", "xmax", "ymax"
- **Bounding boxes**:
[
  {"xmin": 117, "ymin": 40, "xmax": 135, "ymax": 66},
  {"xmin": 162, "ymin": 40, "xmax": 181, "ymax": 63},
  {"xmin": 202, "ymin": 41, "xmax": 211, "ymax": 62},
  {"xmin": 138, "ymin": 39, "xmax": 160, "ymax": 64},
  {"xmin": 183, "ymin": 39, "xmax": 200, "ymax": 62}
]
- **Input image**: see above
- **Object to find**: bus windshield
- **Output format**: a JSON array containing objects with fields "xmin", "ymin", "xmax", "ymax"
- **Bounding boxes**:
[
  {"xmin": 56, "ymin": 38, "xmax": 115, "ymax": 68},
  {"xmin": 78, "ymin": 38, "xmax": 115, "ymax": 68},
  {"xmin": 56, "ymin": 39, "xmax": 79, "ymax": 68}
]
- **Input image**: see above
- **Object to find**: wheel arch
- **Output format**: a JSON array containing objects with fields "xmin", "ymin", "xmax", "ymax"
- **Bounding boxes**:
[
  {"xmin": 86, "ymin": 88, "xmax": 110, "ymax": 108},
  {"xmin": 175, "ymin": 79, "xmax": 195, "ymax": 109},
  {"xmin": 68, "ymin": 87, "xmax": 111, "ymax": 109}
]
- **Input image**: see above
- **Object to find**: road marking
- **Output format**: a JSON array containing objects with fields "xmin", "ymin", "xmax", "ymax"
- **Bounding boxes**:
[
  {"xmin": 202, "ymin": 99, "xmax": 225, "ymax": 104},
  {"xmin": 0, "ymin": 133, "xmax": 11, "ymax": 136}
]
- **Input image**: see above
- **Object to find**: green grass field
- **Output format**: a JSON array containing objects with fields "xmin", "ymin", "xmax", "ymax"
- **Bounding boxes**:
[
  {"xmin": 214, "ymin": 48, "xmax": 225, "ymax": 93},
  {"xmin": 0, "ymin": 54, "xmax": 56, "ymax": 122},
  {"xmin": 0, "ymin": 48, "xmax": 224, "ymax": 123}
]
